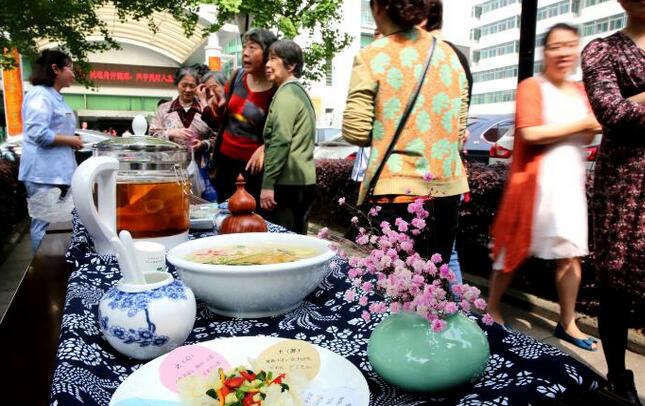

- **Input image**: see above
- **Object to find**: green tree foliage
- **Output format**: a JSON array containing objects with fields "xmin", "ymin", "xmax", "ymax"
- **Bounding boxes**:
[
  {"xmin": 205, "ymin": 0, "xmax": 351, "ymax": 82},
  {"xmin": 0, "ymin": 0, "xmax": 199, "ymax": 82},
  {"xmin": 0, "ymin": 0, "xmax": 350, "ymax": 84}
]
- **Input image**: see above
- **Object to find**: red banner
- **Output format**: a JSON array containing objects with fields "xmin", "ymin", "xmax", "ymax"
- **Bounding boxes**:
[{"xmin": 2, "ymin": 49, "xmax": 24, "ymax": 137}]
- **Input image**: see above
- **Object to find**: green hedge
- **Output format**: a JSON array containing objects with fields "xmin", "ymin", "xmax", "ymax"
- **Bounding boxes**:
[{"xmin": 0, "ymin": 159, "xmax": 27, "ymax": 243}]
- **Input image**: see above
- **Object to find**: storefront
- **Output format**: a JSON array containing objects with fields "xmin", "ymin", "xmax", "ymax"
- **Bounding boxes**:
[{"xmin": 1, "ymin": 4, "xmax": 242, "ymax": 137}]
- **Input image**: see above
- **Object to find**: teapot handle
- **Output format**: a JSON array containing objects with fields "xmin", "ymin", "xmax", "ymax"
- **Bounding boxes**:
[{"xmin": 72, "ymin": 156, "xmax": 119, "ymax": 255}]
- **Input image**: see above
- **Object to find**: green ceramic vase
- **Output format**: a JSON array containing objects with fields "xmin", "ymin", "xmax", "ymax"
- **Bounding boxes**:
[{"xmin": 367, "ymin": 312, "xmax": 490, "ymax": 393}]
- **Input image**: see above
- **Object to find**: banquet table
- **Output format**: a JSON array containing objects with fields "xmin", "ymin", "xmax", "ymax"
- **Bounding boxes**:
[{"xmin": 48, "ymin": 216, "xmax": 604, "ymax": 406}]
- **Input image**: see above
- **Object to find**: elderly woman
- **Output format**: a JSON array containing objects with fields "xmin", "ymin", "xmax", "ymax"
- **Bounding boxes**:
[
  {"xmin": 582, "ymin": 0, "xmax": 645, "ymax": 402},
  {"xmin": 342, "ymin": 0, "xmax": 469, "ymax": 263},
  {"xmin": 149, "ymin": 66, "xmax": 212, "ymax": 150},
  {"xmin": 201, "ymin": 28, "xmax": 278, "ymax": 204},
  {"xmin": 19, "ymin": 49, "xmax": 84, "ymax": 252},
  {"xmin": 260, "ymin": 40, "xmax": 316, "ymax": 234}
]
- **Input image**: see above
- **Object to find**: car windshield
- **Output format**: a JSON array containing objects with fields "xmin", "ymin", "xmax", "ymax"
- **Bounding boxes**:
[{"xmin": 319, "ymin": 134, "xmax": 348, "ymax": 145}]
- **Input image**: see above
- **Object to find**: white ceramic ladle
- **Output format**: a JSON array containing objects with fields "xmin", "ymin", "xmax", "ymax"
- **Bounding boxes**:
[{"xmin": 110, "ymin": 230, "xmax": 146, "ymax": 285}]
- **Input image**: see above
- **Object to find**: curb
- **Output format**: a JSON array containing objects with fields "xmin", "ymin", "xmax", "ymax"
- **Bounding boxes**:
[
  {"xmin": 308, "ymin": 222, "xmax": 645, "ymax": 356},
  {"xmin": 463, "ymin": 272, "xmax": 645, "ymax": 356},
  {"xmin": 0, "ymin": 218, "xmax": 30, "ymax": 269}
]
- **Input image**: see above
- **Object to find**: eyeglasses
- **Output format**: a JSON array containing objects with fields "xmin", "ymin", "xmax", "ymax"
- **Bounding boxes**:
[{"xmin": 544, "ymin": 41, "xmax": 579, "ymax": 52}]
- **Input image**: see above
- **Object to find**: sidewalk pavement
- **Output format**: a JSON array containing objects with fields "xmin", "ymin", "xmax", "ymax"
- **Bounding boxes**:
[
  {"xmin": 1, "ymin": 222, "xmax": 643, "ymax": 401},
  {"xmin": 310, "ymin": 223, "xmax": 645, "ymax": 402}
]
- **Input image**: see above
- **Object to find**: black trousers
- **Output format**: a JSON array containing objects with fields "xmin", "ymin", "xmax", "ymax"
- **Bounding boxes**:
[
  {"xmin": 212, "ymin": 154, "xmax": 263, "ymax": 207},
  {"xmin": 375, "ymin": 195, "xmax": 461, "ymax": 264},
  {"xmin": 263, "ymin": 185, "xmax": 315, "ymax": 235}
]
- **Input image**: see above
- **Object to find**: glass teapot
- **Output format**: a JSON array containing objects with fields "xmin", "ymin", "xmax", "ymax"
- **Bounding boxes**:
[{"xmin": 72, "ymin": 136, "xmax": 191, "ymax": 255}]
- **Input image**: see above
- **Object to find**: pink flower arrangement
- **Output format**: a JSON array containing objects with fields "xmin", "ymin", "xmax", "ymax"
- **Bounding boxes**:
[{"xmin": 332, "ymin": 197, "xmax": 494, "ymax": 333}]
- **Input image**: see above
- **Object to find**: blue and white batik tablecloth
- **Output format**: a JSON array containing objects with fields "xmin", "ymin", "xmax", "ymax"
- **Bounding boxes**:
[{"xmin": 50, "ymin": 216, "xmax": 602, "ymax": 405}]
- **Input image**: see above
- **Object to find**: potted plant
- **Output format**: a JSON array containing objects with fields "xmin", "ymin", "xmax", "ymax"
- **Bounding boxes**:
[{"xmin": 319, "ymin": 196, "xmax": 494, "ymax": 393}]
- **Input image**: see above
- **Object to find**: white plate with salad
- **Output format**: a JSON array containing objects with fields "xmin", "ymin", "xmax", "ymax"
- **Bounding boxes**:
[{"xmin": 110, "ymin": 336, "xmax": 370, "ymax": 406}]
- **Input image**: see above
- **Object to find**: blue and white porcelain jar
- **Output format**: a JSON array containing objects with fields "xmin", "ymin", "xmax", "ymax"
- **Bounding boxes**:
[{"xmin": 98, "ymin": 271, "xmax": 196, "ymax": 360}]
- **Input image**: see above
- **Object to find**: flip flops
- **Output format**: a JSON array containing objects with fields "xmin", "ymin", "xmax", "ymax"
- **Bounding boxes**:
[{"xmin": 554, "ymin": 323, "xmax": 597, "ymax": 352}]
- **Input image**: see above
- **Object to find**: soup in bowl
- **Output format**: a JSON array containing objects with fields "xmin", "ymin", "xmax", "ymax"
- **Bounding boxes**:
[{"xmin": 167, "ymin": 233, "xmax": 336, "ymax": 318}]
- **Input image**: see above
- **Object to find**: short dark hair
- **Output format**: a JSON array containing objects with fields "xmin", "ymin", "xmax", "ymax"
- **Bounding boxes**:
[
  {"xmin": 30, "ymin": 49, "xmax": 72, "ymax": 87},
  {"xmin": 425, "ymin": 0, "xmax": 443, "ymax": 31},
  {"xmin": 268, "ymin": 40, "xmax": 304, "ymax": 78},
  {"xmin": 190, "ymin": 63, "xmax": 210, "ymax": 80},
  {"xmin": 543, "ymin": 23, "xmax": 579, "ymax": 47},
  {"xmin": 173, "ymin": 66, "xmax": 199, "ymax": 86},
  {"xmin": 200, "ymin": 71, "xmax": 227, "ymax": 86},
  {"xmin": 371, "ymin": 0, "xmax": 430, "ymax": 29},
  {"xmin": 242, "ymin": 28, "xmax": 278, "ymax": 63}
]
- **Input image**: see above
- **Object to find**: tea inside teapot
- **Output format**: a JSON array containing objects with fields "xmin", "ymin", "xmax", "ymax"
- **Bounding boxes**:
[{"xmin": 117, "ymin": 179, "xmax": 189, "ymax": 239}]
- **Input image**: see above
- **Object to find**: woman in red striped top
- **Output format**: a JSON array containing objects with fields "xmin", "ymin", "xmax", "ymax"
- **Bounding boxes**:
[{"xmin": 202, "ymin": 28, "xmax": 278, "ymax": 204}]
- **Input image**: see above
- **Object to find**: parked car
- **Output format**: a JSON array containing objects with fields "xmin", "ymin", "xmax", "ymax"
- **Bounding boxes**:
[
  {"xmin": 0, "ymin": 129, "xmax": 110, "ymax": 163},
  {"xmin": 313, "ymin": 133, "xmax": 360, "ymax": 160},
  {"xmin": 489, "ymin": 125, "xmax": 602, "ymax": 170},
  {"xmin": 463, "ymin": 115, "xmax": 514, "ymax": 163},
  {"xmin": 315, "ymin": 127, "xmax": 342, "ymax": 145}
]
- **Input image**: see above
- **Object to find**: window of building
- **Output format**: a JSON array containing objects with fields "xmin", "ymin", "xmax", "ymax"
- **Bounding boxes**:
[
  {"xmin": 223, "ymin": 36, "xmax": 243, "ymax": 69},
  {"xmin": 473, "ymin": 65, "xmax": 518, "ymax": 83},
  {"xmin": 476, "ymin": 0, "xmax": 519, "ymax": 16},
  {"xmin": 537, "ymin": 0, "xmax": 572, "ymax": 21},
  {"xmin": 534, "ymin": 60, "xmax": 543, "ymax": 74},
  {"xmin": 325, "ymin": 58, "xmax": 333, "ymax": 87},
  {"xmin": 583, "ymin": 0, "xmax": 610, "ymax": 7},
  {"xmin": 361, "ymin": 0, "xmax": 375, "ymax": 28},
  {"xmin": 582, "ymin": 13, "xmax": 626, "ymax": 36},
  {"xmin": 535, "ymin": 33, "xmax": 546, "ymax": 47},
  {"xmin": 477, "ymin": 40, "xmax": 519, "ymax": 62},
  {"xmin": 472, "ymin": 89, "xmax": 516, "ymax": 105},
  {"xmin": 479, "ymin": 16, "xmax": 520, "ymax": 38},
  {"xmin": 360, "ymin": 33, "xmax": 374, "ymax": 48}
]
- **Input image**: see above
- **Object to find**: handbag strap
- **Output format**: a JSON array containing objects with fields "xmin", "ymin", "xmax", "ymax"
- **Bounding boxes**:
[{"xmin": 366, "ymin": 36, "xmax": 437, "ymax": 198}]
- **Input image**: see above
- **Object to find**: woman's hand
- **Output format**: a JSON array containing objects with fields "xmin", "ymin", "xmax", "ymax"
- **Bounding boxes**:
[
  {"xmin": 582, "ymin": 114, "xmax": 602, "ymax": 134},
  {"xmin": 208, "ymin": 85, "xmax": 227, "ymax": 115},
  {"xmin": 167, "ymin": 128, "xmax": 195, "ymax": 143},
  {"xmin": 196, "ymin": 84, "xmax": 209, "ymax": 110},
  {"xmin": 628, "ymin": 91, "xmax": 645, "ymax": 105},
  {"xmin": 260, "ymin": 189, "xmax": 277, "ymax": 211},
  {"xmin": 54, "ymin": 135, "xmax": 84, "ymax": 149},
  {"xmin": 245, "ymin": 145, "xmax": 265, "ymax": 174}
]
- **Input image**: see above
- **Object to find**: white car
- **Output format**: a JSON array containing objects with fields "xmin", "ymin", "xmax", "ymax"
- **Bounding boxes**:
[
  {"xmin": 313, "ymin": 134, "xmax": 360, "ymax": 161},
  {"xmin": 489, "ymin": 126, "xmax": 602, "ymax": 170},
  {"xmin": 0, "ymin": 129, "xmax": 110, "ymax": 162}
]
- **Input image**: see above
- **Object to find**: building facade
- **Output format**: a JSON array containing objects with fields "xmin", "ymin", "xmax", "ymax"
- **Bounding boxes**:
[{"xmin": 468, "ymin": 0, "xmax": 626, "ymax": 115}]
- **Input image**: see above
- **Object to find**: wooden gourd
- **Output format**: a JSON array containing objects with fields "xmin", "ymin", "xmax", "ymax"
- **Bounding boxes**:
[{"xmin": 219, "ymin": 175, "xmax": 268, "ymax": 234}]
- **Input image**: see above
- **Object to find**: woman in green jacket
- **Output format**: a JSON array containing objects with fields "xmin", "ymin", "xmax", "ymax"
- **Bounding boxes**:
[{"xmin": 260, "ymin": 40, "xmax": 317, "ymax": 234}]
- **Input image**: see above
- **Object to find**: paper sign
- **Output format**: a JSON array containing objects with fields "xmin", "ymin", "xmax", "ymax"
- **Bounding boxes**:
[
  {"xmin": 255, "ymin": 339, "xmax": 321, "ymax": 380},
  {"xmin": 302, "ymin": 387, "xmax": 362, "ymax": 406},
  {"xmin": 159, "ymin": 345, "xmax": 230, "ymax": 393}
]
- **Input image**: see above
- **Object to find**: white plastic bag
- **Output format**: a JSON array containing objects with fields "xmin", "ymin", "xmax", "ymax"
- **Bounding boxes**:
[
  {"xmin": 27, "ymin": 188, "xmax": 74, "ymax": 223},
  {"xmin": 187, "ymin": 157, "xmax": 205, "ymax": 197},
  {"xmin": 351, "ymin": 147, "xmax": 370, "ymax": 182}
]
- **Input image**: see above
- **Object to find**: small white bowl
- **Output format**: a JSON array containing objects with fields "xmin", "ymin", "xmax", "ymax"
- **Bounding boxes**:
[{"xmin": 167, "ymin": 233, "xmax": 336, "ymax": 318}]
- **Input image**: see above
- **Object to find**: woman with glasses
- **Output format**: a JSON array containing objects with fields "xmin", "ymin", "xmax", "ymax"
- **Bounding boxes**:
[{"xmin": 488, "ymin": 24, "xmax": 601, "ymax": 351}]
